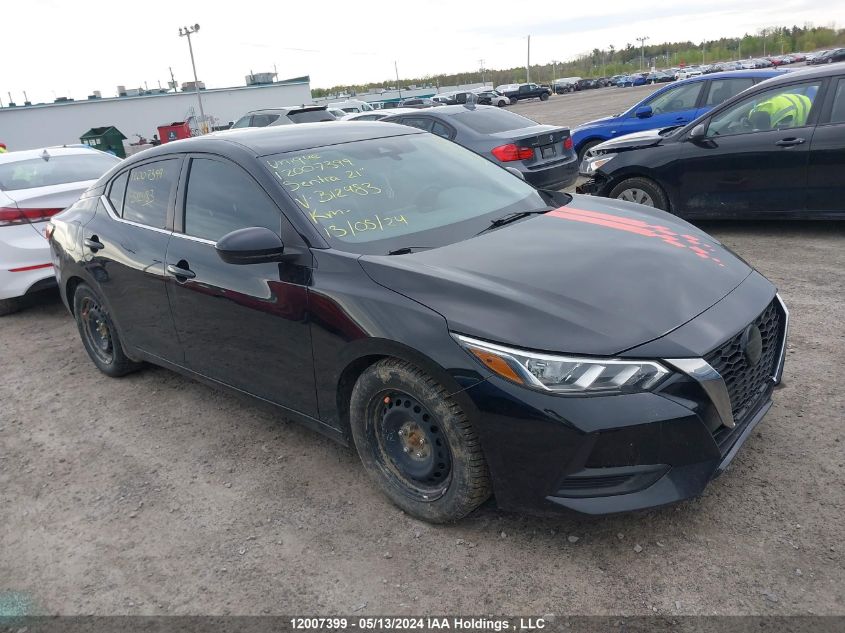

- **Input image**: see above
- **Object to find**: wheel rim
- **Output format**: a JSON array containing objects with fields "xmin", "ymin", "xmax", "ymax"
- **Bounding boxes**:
[
  {"xmin": 617, "ymin": 187, "xmax": 655, "ymax": 207},
  {"xmin": 366, "ymin": 390, "xmax": 452, "ymax": 502},
  {"xmin": 80, "ymin": 296, "xmax": 114, "ymax": 365}
]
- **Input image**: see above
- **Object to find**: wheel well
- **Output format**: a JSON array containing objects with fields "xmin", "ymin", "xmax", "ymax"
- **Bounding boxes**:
[
  {"xmin": 606, "ymin": 173, "xmax": 672, "ymax": 212},
  {"xmin": 336, "ymin": 355, "xmax": 387, "ymax": 436},
  {"xmin": 65, "ymin": 276, "xmax": 84, "ymax": 315}
]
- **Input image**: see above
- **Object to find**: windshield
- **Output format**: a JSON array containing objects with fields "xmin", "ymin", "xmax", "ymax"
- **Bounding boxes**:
[
  {"xmin": 264, "ymin": 133, "xmax": 547, "ymax": 254},
  {"xmin": 0, "ymin": 152, "xmax": 120, "ymax": 191}
]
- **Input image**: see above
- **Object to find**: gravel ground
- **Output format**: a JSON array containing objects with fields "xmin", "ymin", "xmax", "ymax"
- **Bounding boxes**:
[{"xmin": 1, "ymin": 87, "xmax": 843, "ymax": 617}]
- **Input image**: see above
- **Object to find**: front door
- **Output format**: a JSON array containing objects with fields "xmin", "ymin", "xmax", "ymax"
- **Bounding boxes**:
[
  {"xmin": 164, "ymin": 155, "xmax": 318, "ymax": 417},
  {"xmin": 674, "ymin": 79, "xmax": 823, "ymax": 217},
  {"xmin": 620, "ymin": 80, "xmax": 705, "ymax": 136}
]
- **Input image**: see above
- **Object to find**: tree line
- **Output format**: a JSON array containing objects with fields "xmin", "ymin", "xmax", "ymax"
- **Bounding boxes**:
[{"xmin": 311, "ymin": 24, "xmax": 844, "ymax": 97}]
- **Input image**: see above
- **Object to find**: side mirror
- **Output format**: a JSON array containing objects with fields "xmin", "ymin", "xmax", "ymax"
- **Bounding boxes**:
[
  {"xmin": 688, "ymin": 123, "xmax": 706, "ymax": 141},
  {"xmin": 635, "ymin": 105, "xmax": 653, "ymax": 119},
  {"xmin": 505, "ymin": 166, "xmax": 526, "ymax": 180},
  {"xmin": 215, "ymin": 226, "xmax": 286, "ymax": 265}
]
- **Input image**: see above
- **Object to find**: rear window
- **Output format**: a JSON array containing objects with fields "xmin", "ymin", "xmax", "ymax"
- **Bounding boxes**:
[
  {"xmin": 288, "ymin": 110, "xmax": 335, "ymax": 124},
  {"xmin": 451, "ymin": 108, "xmax": 538, "ymax": 134},
  {"xmin": 0, "ymin": 153, "xmax": 119, "ymax": 191}
]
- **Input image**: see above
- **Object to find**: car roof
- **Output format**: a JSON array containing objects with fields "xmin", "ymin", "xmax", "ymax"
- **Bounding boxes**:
[
  {"xmin": 0, "ymin": 145, "xmax": 109, "ymax": 164},
  {"xmin": 245, "ymin": 105, "xmax": 327, "ymax": 115},
  {"xmin": 113, "ymin": 121, "xmax": 424, "ymax": 162}
]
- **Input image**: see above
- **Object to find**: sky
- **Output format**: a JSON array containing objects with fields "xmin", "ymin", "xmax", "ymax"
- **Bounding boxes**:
[{"xmin": 2, "ymin": 0, "xmax": 841, "ymax": 104}]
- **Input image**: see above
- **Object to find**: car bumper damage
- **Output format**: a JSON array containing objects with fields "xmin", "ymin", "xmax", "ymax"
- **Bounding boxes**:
[{"xmin": 462, "ymin": 295, "xmax": 788, "ymax": 515}]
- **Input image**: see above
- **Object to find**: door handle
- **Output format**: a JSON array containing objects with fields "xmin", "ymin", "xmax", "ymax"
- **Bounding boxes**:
[
  {"xmin": 84, "ymin": 237, "xmax": 104, "ymax": 252},
  {"xmin": 775, "ymin": 137, "xmax": 805, "ymax": 147},
  {"xmin": 166, "ymin": 264, "xmax": 196, "ymax": 279}
]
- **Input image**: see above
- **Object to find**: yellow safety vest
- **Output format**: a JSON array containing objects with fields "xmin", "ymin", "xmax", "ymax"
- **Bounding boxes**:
[{"xmin": 752, "ymin": 93, "xmax": 812, "ymax": 128}]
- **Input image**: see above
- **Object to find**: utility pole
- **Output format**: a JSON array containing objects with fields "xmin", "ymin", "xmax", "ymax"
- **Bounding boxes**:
[
  {"xmin": 178, "ymin": 24, "xmax": 206, "ymax": 134},
  {"xmin": 169, "ymin": 67, "xmax": 177, "ymax": 92},
  {"xmin": 636, "ymin": 36, "xmax": 649, "ymax": 71},
  {"xmin": 526, "ymin": 35, "xmax": 531, "ymax": 82},
  {"xmin": 479, "ymin": 59, "xmax": 485, "ymax": 86},
  {"xmin": 394, "ymin": 61, "xmax": 402, "ymax": 100}
]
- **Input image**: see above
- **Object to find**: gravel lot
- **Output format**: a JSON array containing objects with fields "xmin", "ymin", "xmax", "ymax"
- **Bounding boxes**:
[{"xmin": 1, "ymin": 86, "xmax": 843, "ymax": 618}]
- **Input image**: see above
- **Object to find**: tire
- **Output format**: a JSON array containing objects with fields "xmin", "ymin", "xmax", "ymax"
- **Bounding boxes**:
[
  {"xmin": 0, "ymin": 297, "xmax": 21, "ymax": 316},
  {"xmin": 608, "ymin": 177, "xmax": 669, "ymax": 210},
  {"xmin": 349, "ymin": 359, "xmax": 491, "ymax": 523},
  {"xmin": 73, "ymin": 283, "xmax": 142, "ymax": 377},
  {"xmin": 497, "ymin": 99, "xmax": 506, "ymax": 107},
  {"xmin": 509, "ymin": 97, "xmax": 517, "ymax": 105},
  {"xmin": 540, "ymin": 92, "xmax": 549, "ymax": 101},
  {"xmin": 577, "ymin": 139, "xmax": 602, "ymax": 163}
]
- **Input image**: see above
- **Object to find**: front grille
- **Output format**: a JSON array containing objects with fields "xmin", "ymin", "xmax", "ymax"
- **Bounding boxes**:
[{"xmin": 705, "ymin": 300, "xmax": 783, "ymax": 427}]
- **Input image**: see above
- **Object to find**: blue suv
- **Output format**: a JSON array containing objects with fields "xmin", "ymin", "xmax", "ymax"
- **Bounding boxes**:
[{"xmin": 573, "ymin": 70, "xmax": 784, "ymax": 160}]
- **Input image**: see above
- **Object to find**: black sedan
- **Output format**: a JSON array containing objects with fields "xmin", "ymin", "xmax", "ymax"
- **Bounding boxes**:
[
  {"xmin": 578, "ymin": 65, "xmax": 845, "ymax": 218},
  {"xmin": 382, "ymin": 104, "xmax": 578, "ymax": 190},
  {"xmin": 48, "ymin": 122, "xmax": 787, "ymax": 522}
]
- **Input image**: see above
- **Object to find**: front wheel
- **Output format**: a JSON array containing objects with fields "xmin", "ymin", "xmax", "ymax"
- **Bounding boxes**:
[
  {"xmin": 608, "ymin": 177, "xmax": 669, "ymax": 210},
  {"xmin": 73, "ymin": 283, "xmax": 142, "ymax": 377},
  {"xmin": 540, "ymin": 92, "xmax": 549, "ymax": 101},
  {"xmin": 349, "ymin": 359, "xmax": 491, "ymax": 523},
  {"xmin": 497, "ymin": 99, "xmax": 506, "ymax": 107}
]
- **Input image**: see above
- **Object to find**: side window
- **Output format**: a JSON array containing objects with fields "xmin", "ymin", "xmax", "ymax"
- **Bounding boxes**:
[
  {"xmin": 230, "ymin": 115, "xmax": 252, "ymax": 129},
  {"xmin": 251, "ymin": 114, "xmax": 280, "ymax": 127},
  {"xmin": 401, "ymin": 118, "xmax": 434, "ymax": 132},
  {"xmin": 123, "ymin": 159, "xmax": 180, "ymax": 229},
  {"xmin": 829, "ymin": 79, "xmax": 845, "ymax": 124},
  {"xmin": 647, "ymin": 82, "xmax": 704, "ymax": 114},
  {"xmin": 705, "ymin": 78, "xmax": 755, "ymax": 106},
  {"xmin": 431, "ymin": 121, "xmax": 454, "ymax": 139},
  {"xmin": 108, "ymin": 171, "xmax": 129, "ymax": 214},
  {"xmin": 183, "ymin": 158, "xmax": 281, "ymax": 242},
  {"xmin": 707, "ymin": 82, "xmax": 822, "ymax": 137}
]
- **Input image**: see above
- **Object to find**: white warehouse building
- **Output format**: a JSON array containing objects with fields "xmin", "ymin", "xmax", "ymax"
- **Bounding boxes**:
[{"xmin": 0, "ymin": 77, "xmax": 312, "ymax": 151}]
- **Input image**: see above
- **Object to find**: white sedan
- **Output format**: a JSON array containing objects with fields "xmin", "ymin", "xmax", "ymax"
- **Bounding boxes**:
[
  {"xmin": 342, "ymin": 108, "xmax": 420, "ymax": 121},
  {"xmin": 0, "ymin": 146, "xmax": 120, "ymax": 315}
]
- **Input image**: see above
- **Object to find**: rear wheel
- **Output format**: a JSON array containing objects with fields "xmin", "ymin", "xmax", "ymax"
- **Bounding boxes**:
[
  {"xmin": 73, "ymin": 283, "xmax": 142, "ymax": 377},
  {"xmin": 0, "ymin": 297, "xmax": 21, "ymax": 316},
  {"xmin": 608, "ymin": 177, "xmax": 669, "ymax": 210},
  {"xmin": 350, "ymin": 359, "xmax": 491, "ymax": 523}
]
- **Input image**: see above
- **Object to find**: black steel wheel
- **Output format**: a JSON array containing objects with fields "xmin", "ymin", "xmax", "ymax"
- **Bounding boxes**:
[
  {"xmin": 350, "ymin": 359, "xmax": 491, "ymax": 523},
  {"xmin": 73, "ymin": 283, "xmax": 142, "ymax": 377}
]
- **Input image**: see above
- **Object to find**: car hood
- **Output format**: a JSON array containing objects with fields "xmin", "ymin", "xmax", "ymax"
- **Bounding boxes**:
[
  {"xmin": 359, "ymin": 195, "xmax": 752, "ymax": 356},
  {"xmin": 591, "ymin": 128, "xmax": 675, "ymax": 154},
  {"xmin": 574, "ymin": 115, "xmax": 618, "ymax": 131}
]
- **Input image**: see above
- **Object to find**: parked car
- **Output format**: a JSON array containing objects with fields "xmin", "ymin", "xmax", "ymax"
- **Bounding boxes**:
[
  {"xmin": 553, "ymin": 77, "xmax": 580, "ymax": 93},
  {"xmin": 812, "ymin": 48, "xmax": 845, "ymax": 64},
  {"xmin": 675, "ymin": 68, "xmax": 703, "ymax": 80},
  {"xmin": 472, "ymin": 89, "xmax": 510, "ymax": 107},
  {"xmin": 572, "ymin": 70, "xmax": 784, "ymax": 160},
  {"xmin": 400, "ymin": 98, "xmax": 439, "ymax": 108},
  {"xmin": 230, "ymin": 106, "xmax": 335, "ymax": 128},
  {"xmin": 575, "ymin": 78, "xmax": 601, "ymax": 91},
  {"xmin": 578, "ymin": 65, "xmax": 844, "ymax": 219},
  {"xmin": 617, "ymin": 75, "xmax": 648, "ymax": 87},
  {"xmin": 48, "ymin": 121, "xmax": 788, "ymax": 521},
  {"xmin": 327, "ymin": 108, "xmax": 348, "ymax": 119},
  {"xmin": 382, "ymin": 104, "xmax": 577, "ymax": 189},
  {"xmin": 0, "ymin": 146, "xmax": 120, "ymax": 315},
  {"xmin": 646, "ymin": 71, "xmax": 675, "ymax": 84},
  {"xmin": 496, "ymin": 83, "xmax": 552, "ymax": 103},
  {"xmin": 328, "ymin": 99, "xmax": 375, "ymax": 113},
  {"xmin": 342, "ymin": 108, "xmax": 420, "ymax": 121},
  {"xmin": 430, "ymin": 94, "xmax": 452, "ymax": 105},
  {"xmin": 805, "ymin": 50, "xmax": 830, "ymax": 64}
]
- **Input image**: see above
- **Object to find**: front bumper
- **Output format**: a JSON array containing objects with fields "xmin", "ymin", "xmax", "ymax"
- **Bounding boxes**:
[
  {"xmin": 461, "ymin": 295, "xmax": 787, "ymax": 515},
  {"xmin": 575, "ymin": 176, "xmax": 606, "ymax": 196}
]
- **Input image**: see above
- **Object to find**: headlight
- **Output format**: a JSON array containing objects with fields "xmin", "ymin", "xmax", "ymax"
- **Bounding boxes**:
[
  {"xmin": 453, "ymin": 334, "xmax": 670, "ymax": 395},
  {"xmin": 579, "ymin": 154, "xmax": 615, "ymax": 175}
]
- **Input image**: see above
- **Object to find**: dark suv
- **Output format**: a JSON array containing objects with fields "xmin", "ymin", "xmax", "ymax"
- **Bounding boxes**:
[
  {"xmin": 230, "ymin": 106, "xmax": 334, "ymax": 128},
  {"xmin": 497, "ymin": 83, "xmax": 552, "ymax": 103}
]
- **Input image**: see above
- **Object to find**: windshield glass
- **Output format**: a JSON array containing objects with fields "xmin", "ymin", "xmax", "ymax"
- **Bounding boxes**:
[
  {"xmin": 0, "ymin": 152, "xmax": 120, "ymax": 191},
  {"xmin": 264, "ymin": 133, "xmax": 548, "ymax": 254}
]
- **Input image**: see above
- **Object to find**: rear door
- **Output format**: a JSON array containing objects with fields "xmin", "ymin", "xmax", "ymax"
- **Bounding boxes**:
[
  {"xmin": 164, "ymin": 154, "xmax": 318, "ymax": 416},
  {"xmin": 86, "ymin": 158, "xmax": 183, "ymax": 360},
  {"xmin": 806, "ymin": 75, "xmax": 845, "ymax": 216}
]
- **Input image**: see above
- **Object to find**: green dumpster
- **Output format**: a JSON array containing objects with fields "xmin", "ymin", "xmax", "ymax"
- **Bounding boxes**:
[{"xmin": 80, "ymin": 126, "xmax": 127, "ymax": 158}]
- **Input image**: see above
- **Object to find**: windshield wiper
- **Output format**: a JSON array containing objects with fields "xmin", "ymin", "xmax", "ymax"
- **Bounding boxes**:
[
  {"xmin": 476, "ymin": 209, "xmax": 550, "ymax": 236},
  {"xmin": 386, "ymin": 246, "xmax": 433, "ymax": 255}
]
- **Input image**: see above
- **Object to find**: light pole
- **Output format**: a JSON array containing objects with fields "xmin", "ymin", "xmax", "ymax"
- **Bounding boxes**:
[
  {"xmin": 394, "ymin": 61, "xmax": 402, "ymax": 100},
  {"xmin": 179, "ymin": 24, "xmax": 206, "ymax": 134},
  {"xmin": 636, "ymin": 36, "xmax": 650, "ymax": 71}
]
